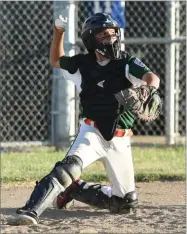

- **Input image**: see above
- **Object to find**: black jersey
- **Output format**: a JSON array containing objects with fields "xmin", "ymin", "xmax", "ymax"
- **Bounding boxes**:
[{"xmin": 59, "ymin": 52, "xmax": 151, "ymax": 140}]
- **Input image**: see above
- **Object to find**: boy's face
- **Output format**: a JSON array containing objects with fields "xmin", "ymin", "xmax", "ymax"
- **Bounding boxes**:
[{"xmin": 95, "ymin": 28, "xmax": 117, "ymax": 44}]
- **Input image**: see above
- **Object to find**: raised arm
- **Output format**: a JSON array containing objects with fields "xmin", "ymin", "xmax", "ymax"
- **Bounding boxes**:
[{"xmin": 50, "ymin": 16, "xmax": 67, "ymax": 68}]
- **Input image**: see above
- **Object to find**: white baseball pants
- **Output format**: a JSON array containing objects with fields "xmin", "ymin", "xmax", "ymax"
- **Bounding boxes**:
[{"xmin": 66, "ymin": 121, "xmax": 135, "ymax": 198}]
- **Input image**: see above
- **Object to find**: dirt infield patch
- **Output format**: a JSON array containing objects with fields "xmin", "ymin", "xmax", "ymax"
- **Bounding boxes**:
[{"xmin": 1, "ymin": 182, "xmax": 186, "ymax": 233}]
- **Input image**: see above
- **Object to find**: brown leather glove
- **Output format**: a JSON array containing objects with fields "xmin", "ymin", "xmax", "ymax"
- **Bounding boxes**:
[{"xmin": 115, "ymin": 85, "xmax": 162, "ymax": 121}]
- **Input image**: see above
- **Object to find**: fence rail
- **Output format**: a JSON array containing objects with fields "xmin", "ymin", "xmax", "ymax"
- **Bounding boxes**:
[
  {"xmin": 76, "ymin": 37, "xmax": 186, "ymax": 46},
  {"xmin": 0, "ymin": 1, "xmax": 186, "ymax": 148}
]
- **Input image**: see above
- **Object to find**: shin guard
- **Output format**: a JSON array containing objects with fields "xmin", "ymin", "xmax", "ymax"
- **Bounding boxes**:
[
  {"xmin": 24, "ymin": 176, "xmax": 64, "ymax": 216},
  {"xmin": 20, "ymin": 155, "xmax": 83, "ymax": 217},
  {"xmin": 70, "ymin": 181, "xmax": 111, "ymax": 209}
]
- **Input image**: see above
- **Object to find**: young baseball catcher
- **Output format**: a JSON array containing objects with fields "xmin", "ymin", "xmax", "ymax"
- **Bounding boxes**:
[{"xmin": 15, "ymin": 13, "xmax": 161, "ymax": 225}]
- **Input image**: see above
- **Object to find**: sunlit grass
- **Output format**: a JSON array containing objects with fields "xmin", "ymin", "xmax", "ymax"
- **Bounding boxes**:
[{"xmin": 1, "ymin": 146, "xmax": 185, "ymax": 182}]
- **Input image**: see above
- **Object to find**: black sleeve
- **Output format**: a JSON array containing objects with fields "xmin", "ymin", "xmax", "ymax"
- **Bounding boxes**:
[{"xmin": 59, "ymin": 54, "xmax": 83, "ymax": 74}]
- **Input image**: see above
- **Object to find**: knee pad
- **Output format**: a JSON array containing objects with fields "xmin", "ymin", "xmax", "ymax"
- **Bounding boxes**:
[
  {"xmin": 51, "ymin": 155, "xmax": 83, "ymax": 188},
  {"xmin": 109, "ymin": 191, "xmax": 138, "ymax": 213}
]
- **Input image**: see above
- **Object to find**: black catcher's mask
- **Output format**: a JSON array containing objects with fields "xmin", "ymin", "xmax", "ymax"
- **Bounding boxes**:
[{"xmin": 81, "ymin": 13, "xmax": 122, "ymax": 60}]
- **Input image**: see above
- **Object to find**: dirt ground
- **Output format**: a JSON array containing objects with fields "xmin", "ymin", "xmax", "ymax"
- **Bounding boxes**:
[{"xmin": 0, "ymin": 181, "xmax": 186, "ymax": 233}]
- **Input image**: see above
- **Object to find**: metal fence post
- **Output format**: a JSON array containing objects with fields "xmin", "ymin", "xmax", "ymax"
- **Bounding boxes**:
[
  {"xmin": 51, "ymin": 1, "xmax": 76, "ymax": 150},
  {"xmin": 175, "ymin": 2, "xmax": 180, "ymax": 138},
  {"xmin": 165, "ymin": 1, "xmax": 176, "ymax": 145}
]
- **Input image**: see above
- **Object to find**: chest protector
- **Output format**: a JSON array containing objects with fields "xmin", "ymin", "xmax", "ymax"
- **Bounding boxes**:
[{"xmin": 79, "ymin": 53, "xmax": 132, "ymax": 141}]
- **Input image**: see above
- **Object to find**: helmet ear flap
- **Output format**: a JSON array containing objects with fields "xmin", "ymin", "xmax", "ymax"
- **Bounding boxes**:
[{"xmin": 81, "ymin": 30, "xmax": 97, "ymax": 52}]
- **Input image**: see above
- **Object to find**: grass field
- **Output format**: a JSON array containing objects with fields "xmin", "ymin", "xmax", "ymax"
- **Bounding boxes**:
[{"xmin": 1, "ymin": 146, "xmax": 186, "ymax": 182}]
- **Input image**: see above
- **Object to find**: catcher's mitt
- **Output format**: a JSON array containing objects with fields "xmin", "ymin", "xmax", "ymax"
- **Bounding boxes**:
[{"xmin": 115, "ymin": 85, "xmax": 162, "ymax": 121}]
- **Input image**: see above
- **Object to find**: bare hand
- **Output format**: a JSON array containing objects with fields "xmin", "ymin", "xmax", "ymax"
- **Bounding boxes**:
[{"xmin": 55, "ymin": 15, "xmax": 68, "ymax": 32}]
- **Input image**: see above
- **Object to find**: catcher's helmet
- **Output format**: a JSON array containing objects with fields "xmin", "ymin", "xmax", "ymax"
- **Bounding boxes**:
[{"xmin": 81, "ymin": 13, "xmax": 122, "ymax": 60}]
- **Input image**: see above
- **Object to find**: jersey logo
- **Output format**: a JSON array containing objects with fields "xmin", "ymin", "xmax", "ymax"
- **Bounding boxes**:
[
  {"xmin": 97, "ymin": 80, "xmax": 105, "ymax": 88},
  {"xmin": 134, "ymin": 58, "xmax": 145, "ymax": 67}
]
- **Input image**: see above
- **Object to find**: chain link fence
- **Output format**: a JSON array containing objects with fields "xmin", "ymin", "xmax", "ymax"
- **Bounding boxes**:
[
  {"xmin": 76, "ymin": 1, "xmax": 186, "ymax": 144},
  {"xmin": 0, "ymin": 1, "xmax": 186, "ymax": 147},
  {"xmin": 1, "ymin": 1, "xmax": 53, "ymax": 143}
]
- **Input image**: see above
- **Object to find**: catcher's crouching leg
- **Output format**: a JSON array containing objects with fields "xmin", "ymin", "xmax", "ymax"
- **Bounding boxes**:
[
  {"xmin": 16, "ymin": 155, "xmax": 82, "ymax": 225},
  {"xmin": 67, "ymin": 181, "xmax": 138, "ymax": 213}
]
